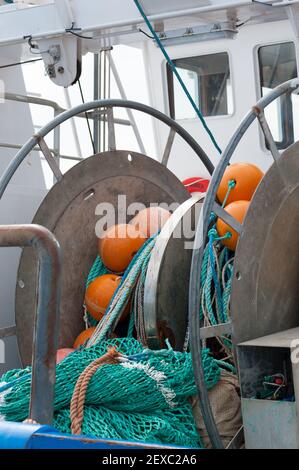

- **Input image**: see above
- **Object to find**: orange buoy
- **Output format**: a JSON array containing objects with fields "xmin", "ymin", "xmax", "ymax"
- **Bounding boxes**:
[
  {"xmin": 216, "ymin": 200, "xmax": 249, "ymax": 251},
  {"xmin": 73, "ymin": 327, "xmax": 96, "ymax": 349},
  {"xmin": 56, "ymin": 348, "xmax": 75, "ymax": 364},
  {"xmin": 98, "ymin": 224, "xmax": 147, "ymax": 272},
  {"xmin": 217, "ymin": 163, "xmax": 264, "ymax": 206},
  {"xmin": 130, "ymin": 207, "xmax": 171, "ymax": 238},
  {"xmin": 85, "ymin": 273, "xmax": 127, "ymax": 322}
]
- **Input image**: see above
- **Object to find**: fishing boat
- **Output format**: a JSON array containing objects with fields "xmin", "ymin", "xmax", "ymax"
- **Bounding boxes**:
[{"xmin": 0, "ymin": 0, "xmax": 299, "ymax": 450}]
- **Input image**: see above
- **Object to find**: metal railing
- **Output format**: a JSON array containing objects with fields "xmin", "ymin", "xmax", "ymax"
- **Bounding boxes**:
[
  {"xmin": 0, "ymin": 224, "xmax": 61, "ymax": 425},
  {"xmin": 0, "ymin": 92, "xmax": 132, "ymax": 166}
]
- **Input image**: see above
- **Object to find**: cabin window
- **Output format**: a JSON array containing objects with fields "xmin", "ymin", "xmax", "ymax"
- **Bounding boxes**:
[
  {"xmin": 258, "ymin": 42, "xmax": 297, "ymax": 150},
  {"xmin": 167, "ymin": 52, "xmax": 233, "ymax": 120}
]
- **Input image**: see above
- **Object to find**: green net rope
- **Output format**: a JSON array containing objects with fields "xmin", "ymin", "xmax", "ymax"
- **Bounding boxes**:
[
  {"xmin": 0, "ymin": 337, "xmax": 221, "ymax": 447},
  {"xmin": 87, "ymin": 236, "xmax": 157, "ymax": 346},
  {"xmin": 84, "ymin": 255, "xmax": 109, "ymax": 327},
  {"xmin": 54, "ymin": 403, "xmax": 200, "ymax": 448},
  {"xmin": 0, "ymin": 227, "xmax": 233, "ymax": 448}
]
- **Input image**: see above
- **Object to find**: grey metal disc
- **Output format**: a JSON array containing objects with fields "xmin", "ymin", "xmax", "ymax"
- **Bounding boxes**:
[
  {"xmin": 231, "ymin": 141, "xmax": 299, "ymax": 345},
  {"xmin": 144, "ymin": 196, "xmax": 202, "ymax": 350},
  {"xmin": 15, "ymin": 150, "xmax": 189, "ymax": 365}
]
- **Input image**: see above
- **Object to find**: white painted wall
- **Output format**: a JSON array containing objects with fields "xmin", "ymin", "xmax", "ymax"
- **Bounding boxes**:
[
  {"xmin": 0, "ymin": 45, "xmax": 47, "ymax": 372},
  {"xmin": 142, "ymin": 20, "xmax": 298, "ymax": 179},
  {"xmin": 0, "ymin": 17, "xmax": 298, "ymax": 372}
]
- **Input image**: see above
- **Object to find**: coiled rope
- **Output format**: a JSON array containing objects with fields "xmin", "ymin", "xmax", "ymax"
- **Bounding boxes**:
[
  {"xmin": 70, "ymin": 346, "xmax": 120, "ymax": 435},
  {"xmin": 87, "ymin": 235, "xmax": 157, "ymax": 346}
]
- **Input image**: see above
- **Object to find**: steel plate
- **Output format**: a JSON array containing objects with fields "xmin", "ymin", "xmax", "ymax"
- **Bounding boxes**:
[
  {"xmin": 144, "ymin": 196, "xmax": 202, "ymax": 350},
  {"xmin": 231, "ymin": 141, "xmax": 299, "ymax": 345},
  {"xmin": 15, "ymin": 150, "xmax": 189, "ymax": 365}
]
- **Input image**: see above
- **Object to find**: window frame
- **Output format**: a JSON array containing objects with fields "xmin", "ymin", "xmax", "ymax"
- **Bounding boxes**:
[
  {"xmin": 165, "ymin": 49, "xmax": 234, "ymax": 122},
  {"xmin": 255, "ymin": 40, "xmax": 297, "ymax": 151}
]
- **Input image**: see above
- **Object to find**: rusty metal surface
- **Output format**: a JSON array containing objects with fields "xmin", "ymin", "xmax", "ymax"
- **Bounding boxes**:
[
  {"xmin": 15, "ymin": 151, "xmax": 189, "ymax": 365},
  {"xmin": 231, "ymin": 140, "xmax": 299, "ymax": 345},
  {"xmin": 0, "ymin": 224, "xmax": 61, "ymax": 425},
  {"xmin": 144, "ymin": 196, "xmax": 201, "ymax": 350}
]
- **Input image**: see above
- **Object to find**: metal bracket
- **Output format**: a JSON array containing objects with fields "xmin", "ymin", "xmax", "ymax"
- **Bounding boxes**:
[
  {"xmin": 161, "ymin": 128, "xmax": 176, "ymax": 166},
  {"xmin": 253, "ymin": 107, "xmax": 280, "ymax": 161},
  {"xmin": 212, "ymin": 202, "xmax": 243, "ymax": 234},
  {"xmin": 107, "ymin": 107, "xmax": 116, "ymax": 151},
  {"xmin": 37, "ymin": 136, "xmax": 63, "ymax": 182},
  {"xmin": 0, "ymin": 325, "xmax": 16, "ymax": 339},
  {"xmin": 200, "ymin": 322, "xmax": 232, "ymax": 340}
]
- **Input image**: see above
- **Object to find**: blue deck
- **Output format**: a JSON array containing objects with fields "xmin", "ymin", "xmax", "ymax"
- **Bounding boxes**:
[{"xmin": 0, "ymin": 422, "xmax": 175, "ymax": 449}]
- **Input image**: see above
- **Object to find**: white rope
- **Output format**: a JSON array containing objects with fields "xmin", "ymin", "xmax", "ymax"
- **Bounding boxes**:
[{"xmin": 121, "ymin": 361, "xmax": 177, "ymax": 408}]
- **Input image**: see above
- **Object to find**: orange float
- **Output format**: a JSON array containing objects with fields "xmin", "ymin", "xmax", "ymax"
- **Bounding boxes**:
[
  {"xmin": 85, "ymin": 273, "xmax": 130, "ymax": 322},
  {"xmin": 73, "ymin": 327, "xmax": 96, "ymax": 349},
  {"xmin": 56, "ymin": 348, "xmax": 75, "ymax": 364},
  {"xmin": 130, "ymin": 207, "xmax": 171, "ymax": 238},
  {"xmin": 217, "ymin": 163, "xmax": 264, "ymax": 206},
  {"xmin": 98, "ymin": 224, "xmax": 147, "ymax": 272},
  {"xmin": 216, "ymin": 200, "xmax": 249, "ymax": 251}
]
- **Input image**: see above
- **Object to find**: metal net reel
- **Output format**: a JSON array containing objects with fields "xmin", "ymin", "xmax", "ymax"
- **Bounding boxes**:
[
  {"xmin": 0, "ymin": 99, "xmax": 213, "ymax": 366},
  {"xmin": 188, "ymin": 78, "xmax": 299, "ymax": 448}
]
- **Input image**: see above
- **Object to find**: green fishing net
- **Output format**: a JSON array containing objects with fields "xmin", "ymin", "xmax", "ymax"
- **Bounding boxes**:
[
  {"xmin": 54, "ymin": 403, "xmax": 200, "ymax": 448},
  {"xmin": 0, "ymin": 337, "xmax": 221, "ymax": 448}
]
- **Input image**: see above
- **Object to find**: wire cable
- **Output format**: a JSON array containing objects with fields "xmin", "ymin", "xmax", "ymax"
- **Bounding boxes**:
[
  {"xmin": 0, "ymin": 58, "xmax": 42, "ymax": 70},
  {"xmin": 65, "ymin": 22, "xmax": 94, "ymax": 40},
  {"xmin": 133, "ymin": 0, "xmax": 222, "ymax": 155},
  {"xmin": 78, "ymin": 79, "xmax": 96, "ymax": 154},
  {"xmin": 138, "ymin": 28, "xmax": 155, "ymax": 40}
]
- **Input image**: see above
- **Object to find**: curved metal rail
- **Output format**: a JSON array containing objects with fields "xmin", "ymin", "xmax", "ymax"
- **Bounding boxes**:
[
  {"xmin": 0, "ymin": 99, "xmax": 214, "ymax": 198},
  {"xmin": 0, "ymin": 99, "xmax": 214, "ymax": 430},
  {"xmin": 188, "ymin": 78, "xmax": 299, "ymax": 449},
  {"xmin": 0, "ymin": 224, "xmax": 61, "ymax": 425}
]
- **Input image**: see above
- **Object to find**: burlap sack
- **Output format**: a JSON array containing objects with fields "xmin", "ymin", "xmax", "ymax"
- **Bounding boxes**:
[{"xmin": 190, "ymin": 371, "xmax": 242, "ymax": 448}]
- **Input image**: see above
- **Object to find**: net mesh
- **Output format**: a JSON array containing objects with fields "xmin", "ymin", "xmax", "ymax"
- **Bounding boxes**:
[
  {"xmin": 0, "ymin": 338, "xmax": 220, "ymax": 447},
  {"xmin": 54, "ymin": 403, "xmax": 200, "ymax": 448}
]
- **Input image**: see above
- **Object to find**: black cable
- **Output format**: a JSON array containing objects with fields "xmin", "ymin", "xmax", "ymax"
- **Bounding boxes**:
[
  {"xmin": 138, "ymin": 28, "xmax": 155, "ymax": 40},
  {"xmin": 78, "ymin": 79, "xmax": 96, "ymax": 154},
  {"xmin": 65, "ymin": 22, "xmax": 94, "ymax": 40},
  {"xmin": 0, "ymin": 58, "xmax": 42, "ymax": 70},
  {"xmin": 236, "ymin": 17, "xmax": 253, "ymax": 28},
  {"xmin": 66, "ymin": 29, "xmax": 94, "ymax": 40},
  {"xmin": 252, "ymin": 0, "xmax": 275, "ymax": 6},
  {"xmin": 25, "ymin": 36, "xmax": 49, "ymax": 55},
  {"xmin": 67, "ymin": 24, "xmax": 154, "ymax": 41}
]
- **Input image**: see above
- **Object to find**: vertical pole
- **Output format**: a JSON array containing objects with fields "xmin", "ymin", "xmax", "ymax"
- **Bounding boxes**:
[
  {"xmin": 93, "ymin": 53, "xmax": 101, "ymax": 153},
  {"xmin": 53, "ymin": 111, "xmax": 60, "ymax": 185},
  {"xmin": 63, "ymin": 88, "xmax": 83, "ymax": 159},
  {"xmin": 108, "ymin": 52, "xmax": 146, "ymax": 155},
  {"xmin": 0, "ymin": 225, "xmax": 61, "ymax": 425}
]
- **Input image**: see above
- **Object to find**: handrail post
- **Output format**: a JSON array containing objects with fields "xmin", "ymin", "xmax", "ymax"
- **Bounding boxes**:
[{"xmin": 0, "ymin": 224, "xmax": 61, "ymax": 424}]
